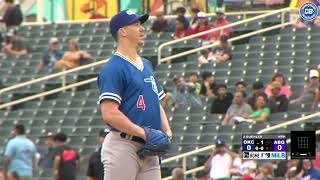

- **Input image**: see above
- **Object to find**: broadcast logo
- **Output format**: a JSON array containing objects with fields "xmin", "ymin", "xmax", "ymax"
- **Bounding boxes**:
[{"xmin": 300, "ymin": 3, "xmax": 319, "ymax": 21}]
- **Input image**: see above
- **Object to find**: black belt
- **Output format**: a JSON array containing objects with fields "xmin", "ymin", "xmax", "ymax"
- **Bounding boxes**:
[{"xmin": 120, "ymin": 132, "xmax": 145, "ymax": 144}]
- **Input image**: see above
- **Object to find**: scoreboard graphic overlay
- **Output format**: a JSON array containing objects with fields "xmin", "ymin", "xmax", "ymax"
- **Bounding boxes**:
[{"xmin": 242, "ymin": 134, "xmax": 286, "ymax": 160}]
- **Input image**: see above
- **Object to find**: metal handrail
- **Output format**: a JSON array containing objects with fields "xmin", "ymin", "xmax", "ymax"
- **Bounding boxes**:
[
  {"xmin": 0, "ymin": 60, "xmax": 107, "ymax": 95},
  {"xmin": 157, "ymin": 7, "xmax": 295, "ymax": 64},
  {"xmin": 162, "ymin": 166, "xmax": 205, "ymax": 180},
  {"xmin": 0, "ymin": 78, "xmax": 97, "ymax": 110},
  {"xmin": 258, "ymin": 112, "xmax": 320, "ymax": 134}
]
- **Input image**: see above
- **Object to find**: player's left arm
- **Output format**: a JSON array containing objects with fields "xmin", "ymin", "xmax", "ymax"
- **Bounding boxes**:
[{"xmin": 160, "ymin": 105, "xmax": 172, "ymax": 139}]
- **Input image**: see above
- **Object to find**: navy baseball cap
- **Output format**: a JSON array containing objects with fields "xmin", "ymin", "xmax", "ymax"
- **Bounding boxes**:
[
  {"xmin": 109, "ymin": 9, "xmax": 149, "ymax": 35},
  {"xmin": 215, "ymin": 139, "xmax": 226, "ymax": 146}
]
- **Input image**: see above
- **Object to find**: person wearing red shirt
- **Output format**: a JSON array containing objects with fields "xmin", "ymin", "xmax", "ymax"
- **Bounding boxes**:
[
  {"xmin": 175, "ymin": 16, "xmax": 192, "ymax": 39},
  {"xmin": 212, "ymin": 9, "xmax": 231, "ymax": 41},
  {"xmin": 192, "ymin": 12, "xmax": 211, "ymax": 40}
]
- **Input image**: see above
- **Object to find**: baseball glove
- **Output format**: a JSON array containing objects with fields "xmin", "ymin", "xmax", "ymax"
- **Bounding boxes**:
[{"xmin": 137, "ymin": 127, "xmax": 171, "ymax": 158}]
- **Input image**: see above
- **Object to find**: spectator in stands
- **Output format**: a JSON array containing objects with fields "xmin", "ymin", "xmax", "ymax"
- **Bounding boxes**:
[
  {"xmin": 247, "ymin": 81, "xmax": 268, "ymax": 110},
  {"xmin": 175, "ymin": 7, "xmax": 188, "ymax": 22},
  {"xmin": 39, "ymin": 132, "xmax": 56, "ymax": 169},
  {"xmin": 2, "ymin": 30, "xmax": 28, "ymax": 55},
  {"xmin": 171, "ymin": 77, "xmax": 202, "ymax": 108},
  {"xmin": 265, "ymin": 72, "xmax": 292, "ymax": 98},
  {"xmin": 190, "ymin": 8, "xmax": 200, "ymax": 30},
  {"xmin": 1, "ymin": 0, "xmax": 23, "ymax": 29},
  {"xmin": 223, "ymin": 91, "xmax": 252, "ymax": 125},
  {"xmin": 54, "ymin": 39, "xmax": 91, "ymax": 69},
  {"xmin": 198, "ymin": 35, "xmax": 231, "ymax": 64},
  {"xmin": 230, "ymin": 147, "xmax": 257, "ymax": 179},
  {"xmin": 267, "ymin": 81, "xmax": 289, "ymax": 113},
  {"xmin": 243, "ymin": 95, "xmax": 270, "ymax": 123},
  {"xmin": 207, "ymin": 35, "xmax": 231, "ymax": 62},
  {"xmin": 4, "ymin": 124, "xmax": 37, "ymax": 179},
  {"xmin": 256, "ymin": 162, "xmax": 274, "ymax": 180},
  {"xmin": 87, "ymin": 129, "xmax": 109, "ymax": 180},
  {"xmin": 189, "ymin": 72, "xmax": 201, "ymax": 95},
  {"xmin": 200, "ymin": 72, "xmax": 217, "ymax": 97},
  {"xmin": 151, "ymin": 11, "xmax": 169, "ymax": 33},
  {"xmin": 37, "ymin": 37, "xmax": 64, "ymax": 71},
  {"xmin": 211, "ymin": 9, "xmax": 231, "ymax": 41},
  {"xmin": 235, "ymin": 81, "xmax": 247, "ymax": 93},
  {"xmin": 53, "ymin": 132, "xmax": 82, "ymax": 180},
  {"xmin": 210, "ymin": 84, "xmax": 233, "ymax": 114},
  {"xmin": 192, "ymin": 12, "xmax": 211, "ymax": 40},
  {"xmin": 299, "ymin": 159, "xmax": 320, "ymax": 179},
  {"xmin": 290, "ymin": 69, "xmax": 319, "ymax": 112},
  {"xmin": 285, "ymin": 160, "xmax": 302, "ymax": 178},
  {"xmin": 204, "ymin": 139, "xmax": 232, "ymax": 180},
  {"xmin": 174, "ymin": 16, "xmax": 192, "ymax": 39},
  {"xmin": 171, "ymin": 167, "xmax": 184, "ymax": 180}
]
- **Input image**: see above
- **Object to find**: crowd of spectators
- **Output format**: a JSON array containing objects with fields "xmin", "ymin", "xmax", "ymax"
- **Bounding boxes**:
[
  {"xmin": 150, "ymin": 7, "xmax": 231, "ymax": 42},
  {"xmin": 165, "ymin": 68, "xmax": 319, "ymax": 125},
  {"xmin": 1, "ymin": 124, "xmax": 107, "ymax": 180}
]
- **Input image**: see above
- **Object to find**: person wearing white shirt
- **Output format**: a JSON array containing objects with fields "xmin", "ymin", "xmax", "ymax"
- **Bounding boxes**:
[{"xmin": 204, "ymin": 140, "xmax": 232, "ymax": 180}]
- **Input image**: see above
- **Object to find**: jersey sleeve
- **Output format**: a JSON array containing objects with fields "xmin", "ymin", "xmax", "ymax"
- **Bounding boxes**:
[
  {"xmin": 4, "ymin": 141, "xmax": 15, "ymax": 157},
  {"xmin": 155, "ymin": 79, "xmax": 165, "ymax": 101},
  {"xmin": 97, "ymin": 64, "xmax": 125, "ymax": 104}
]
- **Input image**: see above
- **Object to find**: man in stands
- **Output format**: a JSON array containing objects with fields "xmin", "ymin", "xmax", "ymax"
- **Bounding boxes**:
[
  {"xmin": 39, "ymin": 132, "xmax": 56, "ymax": 169},
  {"xmin": 211, "ymin": 9, "xmax": 231, "ymax": 41},
  {"xmin": 4, "ymin": 124, "xmax": 37, "ymax": 180},
  {"xmin": 171, "ymin": 76, "xmax": 202, "ymax": 108},
  {"xmin": 86, "ymin": 129, "xmax": 109, "ymax": 180},
  {"xmin": 200, "ymin": 72, "xmax": 217, "ymax": 97},
  {"xmin": 192, "ymin": 12, "xmax": 211, "ymax": 40},
  {"xmin": 235, "ymin": 81, "xmax": 247, "ymax": 94},
  {"xmin": 151, "ymin": 11, "xmax": 169, "ymax": 33},
  {"xmin": 53, "ymin": 133, "xmax": 82, "ymax": 180},
  {"xmin": 247, "ymin": 81, "xmax": 268, "ymax": 110},
  {"xmin": 267, "ymin": 81, "xmax": 289, "ymax": 113},
  {"xmin": 223, "ymin": 91, "xmax": 252, "ymax": 125},
  {"xmin": 1, "ymin": 0, "xmax": 23, "ymax": 29},
  {"xmin": 37, "ymin": 37, "xmax": 64, "ymax": 71},
  {"xmin": 2, "ymin": 30, "xmax": 28, "ymax": 55},
  {"xmin": 204, "ymin": 140, "xmax": 232, "ymax": 180},
  {"xmin": 208, "ymin": 35, "xmax": 231, "ymax": 62},
  {"xmin": 210, "ymin": 84, "xmax": 233, "ymax": 114}
]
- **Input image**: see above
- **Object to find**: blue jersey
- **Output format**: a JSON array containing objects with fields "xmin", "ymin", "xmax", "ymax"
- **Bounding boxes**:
[{"xmin": 97, "ymin": 52, "xmax": 165, "ymax": 130}]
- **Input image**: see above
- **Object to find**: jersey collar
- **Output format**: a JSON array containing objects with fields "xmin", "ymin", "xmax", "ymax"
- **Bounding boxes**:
[{"xmin": 114, "ymin": 52, "xmax": 144, "ymax": 71}]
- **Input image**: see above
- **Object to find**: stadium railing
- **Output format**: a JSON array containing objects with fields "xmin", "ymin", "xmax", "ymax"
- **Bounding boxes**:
[
  {"xmin": 0, "ymin": 18, "xmax": 293, "ymax": 110},
  {"xmin": 0, "ymin": 8, "xmax": 294, "ymax": 109},
  {"xmin": 157, "ymin": 7, "xmax": 296, "ymax": 64},
  {"xmin": 161, "ymin": 113, "xmax": 320, "ymax": 180}
]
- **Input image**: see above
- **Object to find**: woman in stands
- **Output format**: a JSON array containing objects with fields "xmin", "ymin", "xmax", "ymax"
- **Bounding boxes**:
[
  {"xmin": 174, "ymin": 16, "xmax": 192, "ymax": 39},
  {"xmin": 54, "ymin": 39, "xmax": 91, "ymax": 69},
  {"xmin": 242, "ymin": 95, "xmax": 270, "ymax": 123},
  {"xmin": 265, "ymin": 72, "xmax": 292, "ymax": 98}
]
